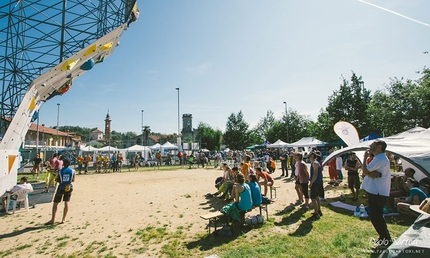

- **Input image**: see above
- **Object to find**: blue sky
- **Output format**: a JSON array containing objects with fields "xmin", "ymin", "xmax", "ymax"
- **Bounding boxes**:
[{"xmin": 39, "ymin": 0, "xmax": 430, "ymax": 136}]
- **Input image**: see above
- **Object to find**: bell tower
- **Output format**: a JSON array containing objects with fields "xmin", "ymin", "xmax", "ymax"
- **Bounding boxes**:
[{"xmin": 104, "ymin": 111, "xmax": 111, "ymax": 142}]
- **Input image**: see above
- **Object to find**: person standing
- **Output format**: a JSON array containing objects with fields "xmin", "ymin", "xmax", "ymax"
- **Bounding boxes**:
[
  {"xmin": 77, "ymin": 155, "xmax": 84, "ymax": 175},
  {"xmin": 336, "ymin": 155, "xmax": 343, "ymax": 182},
  {"xmin": 289, "ymin": 151, "xmax": 296, "ymax": 179},
  {"xmin": 295, "ymin": 153, "xmax": 310, "ymax": 209},
  {"xmin": 31, "ymin": 154, "xmax": 43, "ymax": 178},
  {"xmin": 280, "ymin": 150, "xmax": 289, "ymax": 177},
  {"xmin": 344, "ymin": 152, "xmax": 360, "ymax": 201},
  {"xmin": 44, "ymin": 153, "xmax": 57, "ymax": 193},
  {"xmin": 327, "ymin": 149, "xmax": 339, "ymax": 186},
  {"xmin": 309, "ymin": 153, "xmax": 323, "ymax": 219},
  {"xmin": 45, "ymin": 159, "xmax": 75, "ymax": 225},
  {"xmin": 361, "ymin": 140, "xmax": 392, "ymax": 249},
  {"xmin": 84, "ymin": 154, "xmax": 91, "ymax": 174}
]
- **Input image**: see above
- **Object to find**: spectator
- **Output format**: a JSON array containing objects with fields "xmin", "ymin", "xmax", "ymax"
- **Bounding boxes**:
[
  {"xmin": 234, "ymin": 173, "xmax": 253, "ymax": 212},
  {"xmin": 84, "ymin": 154, "xmax": 91, "ymax": 174},
  {"xmin": 31, "ymin": 154, "xmax": 43, "ymax": 178},
  {"xmin": 344, "ymin": 152, "xmax": 360, "ymax": 201},
  {"xmin": 395, "ymin": 178, "xmax": 428, "ymax": 217},
  {"xmin": 248, "ymin": 174, "xmax": 262, "ymax": 207},
  {"xmin": 280, "ymin": 150, "xmax": 289, "ymax": 177},
  {"xmin": 1, "ymin": 177, "xmax": 33, "ymax": 212},
  {"xmin": 77, "ymin": 155, "xmax": 84, "ymax": 175},
  {"xmin": 44, "ymin": 153, "xmax": 57, "ymax": 193},
  {"xmin": 361, "ymin": 140, "xmax": 392, "ymax": 249},
  {"xmin": 336, "ymin": 154, "xmax": 343, "ymax": 182},
  {"xmin": 255, "ymin": 167, "xmax": 274, "ymax": 197},
  {"xmin": 295, "ymin": 153, "xmax": 310, "ymax": 209},
  {"xmin": 327, "ymin": 149, "xmax": 339, "ymax": 186},
  {"xmin": 309, "ymin": 153, "xmax": 323, "ymax": 219}
]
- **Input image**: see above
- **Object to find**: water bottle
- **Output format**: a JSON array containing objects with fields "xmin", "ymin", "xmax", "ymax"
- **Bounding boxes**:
[{"xmin": 359, "ymin": 204, "xmax": 366, "ymax": 217}]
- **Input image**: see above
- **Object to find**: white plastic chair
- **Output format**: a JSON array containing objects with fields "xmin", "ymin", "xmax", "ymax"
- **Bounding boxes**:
[{"xmin": 6, "ymin": 188, "xmax": 33, "ymax": 214}]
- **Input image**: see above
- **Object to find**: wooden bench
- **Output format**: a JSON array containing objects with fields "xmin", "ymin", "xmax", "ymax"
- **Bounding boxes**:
[
  {"xmin": 270, "ymin": 185, "xmax": 279, "ymax": 199},
  {"xmin": 200, "ymin": 211, "xmax": 225, "ymax": 235}
]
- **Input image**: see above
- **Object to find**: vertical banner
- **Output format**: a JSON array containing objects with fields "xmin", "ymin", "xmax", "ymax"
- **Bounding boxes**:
[{"xmin": 334, "ymin": 121, "xmax": 360, "ymax": 146}]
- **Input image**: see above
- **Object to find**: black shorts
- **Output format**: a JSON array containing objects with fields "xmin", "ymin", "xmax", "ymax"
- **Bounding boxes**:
[
  {"xmin": 300, "ymin": 183, "xmax": 309, "ymax": 199},
  {"xmin": 348, "ymin": 174, "xmax": 360, "ymax": 190},
  {"xmin": 53, "ymin": 189, "xmax": 72, "ymax": 203},
  {"xmin": 310, "ymin": 183, "xmax": 322, "ymax": 199}
]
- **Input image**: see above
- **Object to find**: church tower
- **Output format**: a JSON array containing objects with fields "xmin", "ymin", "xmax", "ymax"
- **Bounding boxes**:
[
  {"xmin": 104, "ymin": 111, "xmax": 111, "ymax": 142},
  {"xmin": 182, "ymin": 114, "xmax": 192, "ymax": 135}
]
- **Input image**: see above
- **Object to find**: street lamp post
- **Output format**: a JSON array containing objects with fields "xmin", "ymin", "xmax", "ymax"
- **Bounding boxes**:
[
  {"xmin": 283, "ymin": 101, "xmax": 288, "ymax": 143},
  {"xmin": 56, "ymin": 103, "xmax": 60, "ymax": 153},
  {"xmin": 175, "ymin": 87, "xmax": 182, "ymax": 166},
  {"xmin": 141, "ymin": 109, "xmax": 144, "ymax": 146}
]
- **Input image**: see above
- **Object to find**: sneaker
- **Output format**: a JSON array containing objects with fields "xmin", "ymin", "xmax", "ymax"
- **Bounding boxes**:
[
  {"xmin": 301, "ymin": 205, "xmax": 310, "ymax": 210},
  {"xmin": 311, "ymin": 212, "xmax": 320, "ymax": 220},
  {"xmin": 318, "ymin": 211, "xmax": 323, "ymax": 217}
]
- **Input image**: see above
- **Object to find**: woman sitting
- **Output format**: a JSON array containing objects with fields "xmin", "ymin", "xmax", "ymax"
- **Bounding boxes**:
[
  {"xmin": 395, "ymin": 178, "xmax": 428, "ymax": 217},
  {"xmin": 248, "ymin": 174, "xmax": 262, "ymax": 207},
  {"xmin": 234, "ymin": 173, "xmax": 253, "ymax": 212}
]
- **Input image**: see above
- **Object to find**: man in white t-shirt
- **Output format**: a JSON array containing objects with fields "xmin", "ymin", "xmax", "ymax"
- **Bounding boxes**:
[
  {"xmin": 1, "ymin": 177, "xmax": 33, "ymax": 212},
  {"xmin": 362, "ymin": 140, "xmax": 392, "ymax": 249}
]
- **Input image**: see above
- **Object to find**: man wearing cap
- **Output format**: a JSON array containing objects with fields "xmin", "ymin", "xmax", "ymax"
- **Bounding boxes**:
[
  {"xmin": 362, "ymin": 140, "xmax": 392, "ymax": 249},
  {"xmin": 280, "ymin": 150, "xmax": 289, "ymax": 177}
]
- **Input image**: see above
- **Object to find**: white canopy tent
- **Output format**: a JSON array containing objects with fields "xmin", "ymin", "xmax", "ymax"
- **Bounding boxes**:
[
  {"xmin": 98, "ymin": 146, "xmax": 120, "ymax": 152},
  {"xmin": 287, "ymin": 137, "xmax": 328, "ymax": 148},
  {"xmin": 161, "ymin": 141, "xmax": 178, "ymax": 154},
  {"xmin": 149, "ymin": 143, "xmax": 161, "ymax": 150},
  {"xmin": 81, "ymin": 145, "xmax": 100, "ymax": 152},
  {"xmin": 267, "ymin": 139, "xmax": 288, "ymax": 148},
  {"xmin": 123, "ymin": 144, "xmax": 152, "ymax": 161},
  {"xmin": 323, "ymin": 127, "xmax": 430, "ymax": 181}
]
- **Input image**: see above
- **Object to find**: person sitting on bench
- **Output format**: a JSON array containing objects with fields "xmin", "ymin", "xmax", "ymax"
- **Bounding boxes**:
[
  {"xmin": 248, "ymin": 174, "xmax": 262, "ymax": 207},
  {"xmin": 233, "ymin": 173, "xmax": 253, "ymax": 212},
  {"xmin": 256, "ymin": 167, "xmax": 274, "ymax": 197}
]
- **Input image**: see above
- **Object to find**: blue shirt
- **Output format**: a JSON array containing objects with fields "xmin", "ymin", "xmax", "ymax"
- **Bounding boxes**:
[
  {"xmin": 58, "ymin": 167, "xmax": 74, "ymax": 190},
  {"xmin": 248, "ymin": 181, "xmax": 262, "ymax": 207},
  {"xmin": 410, "ymin": 187, "xmax": 427, "ymax": 203},
  {"xmin": 238, "ymin": 183, "xmax": 253, "ymax": 211}
]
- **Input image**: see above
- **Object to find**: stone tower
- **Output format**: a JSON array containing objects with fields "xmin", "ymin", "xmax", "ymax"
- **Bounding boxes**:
[{"xmin": 104, "ymin": 112, "xmax": 111, "ymax": 142}]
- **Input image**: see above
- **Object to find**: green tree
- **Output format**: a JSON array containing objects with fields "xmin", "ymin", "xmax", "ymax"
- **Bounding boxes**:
[
  {"xmin": 315, "ymin": 72, "xmax": 371, "ymax": 141},
  {"xmin": 223, "ymin": 111, "xmax": 251, "ymax": 150},
  {"xmin": 197, "ymin": 122, "xmax": 222, "ymax": 150},
  {"xmin": 253, "ymin": 110, "xmax": 277, "ymax": 141},
  {"xmin": 368, "ymin": 69, "xmax": 430, "ymax": 135}
]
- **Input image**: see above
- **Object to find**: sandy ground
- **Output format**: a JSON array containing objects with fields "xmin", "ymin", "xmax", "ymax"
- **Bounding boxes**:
[{"xmin": 0, "ymin": 165, "xmax": 331, "ymax": 257}]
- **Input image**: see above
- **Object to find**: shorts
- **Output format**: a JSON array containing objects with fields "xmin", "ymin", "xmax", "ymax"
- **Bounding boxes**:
[
  {"xmin": 300, "ymin": 183, "xmax": 309, "ymax": 199},
  {"xmin": 53, "ymin": 189, "xmax": 72, "ymax": 203},
  {"xmin": 348, "ymin": 174, "xmax": 360, "ymax": 190},
  {"xmin": 310, "ymin": 183, "xmax": 322, "ymax": 199}
]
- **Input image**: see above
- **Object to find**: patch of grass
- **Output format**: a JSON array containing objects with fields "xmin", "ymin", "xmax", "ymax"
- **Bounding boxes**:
[
  {"xmin": 183, "ymin": 194, "xmax": 191, "ymax": 198},
  {"xmin": 136, "ymin": 226, "xmax": 168, "ymax": 243},
  {"xmin": 56, "ymin": 235, "xmax": 70, "ymax": 241},
  {"xmin": 179, "ymin": 214, "xmax": 183, "ymax": 218},
  {"xmin": 57, "ymin": 241, "xmax": 67, "ymax": 248}
]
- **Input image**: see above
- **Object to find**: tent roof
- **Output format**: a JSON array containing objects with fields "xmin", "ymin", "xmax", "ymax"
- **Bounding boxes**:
[
  {"xmin": 161, "ymin": 141, "xmax": 177, "ymax": 149},
  {"xmin": 126, "ymin": 144, "xmax": 150, "ymax": 151},
  {"xmin": 149, "ymin": 143, "xmax": 161, "ymax": 150},
  {"xmin": 82, "ymin": 146, "xmax": 100, "ymax": 152},
  {"xmin": 98, "ymin": 146, "xmax": 119, "ymax": 151},
  {"xmin": 267, "ymin": 139, "xmax": 288, "ymax": 148},
  {"xmin": 323, "ymin": 127, "xmax": 430, "ymax": 181},
  {"xmin": 287, "ymin": 137, "xmax": 328, "ymax": 147}
]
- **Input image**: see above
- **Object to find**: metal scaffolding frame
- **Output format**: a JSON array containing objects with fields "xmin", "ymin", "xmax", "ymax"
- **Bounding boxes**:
[{"xmin": 0, "ymin": 0, "xmax": 136, "ymax": 137}]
